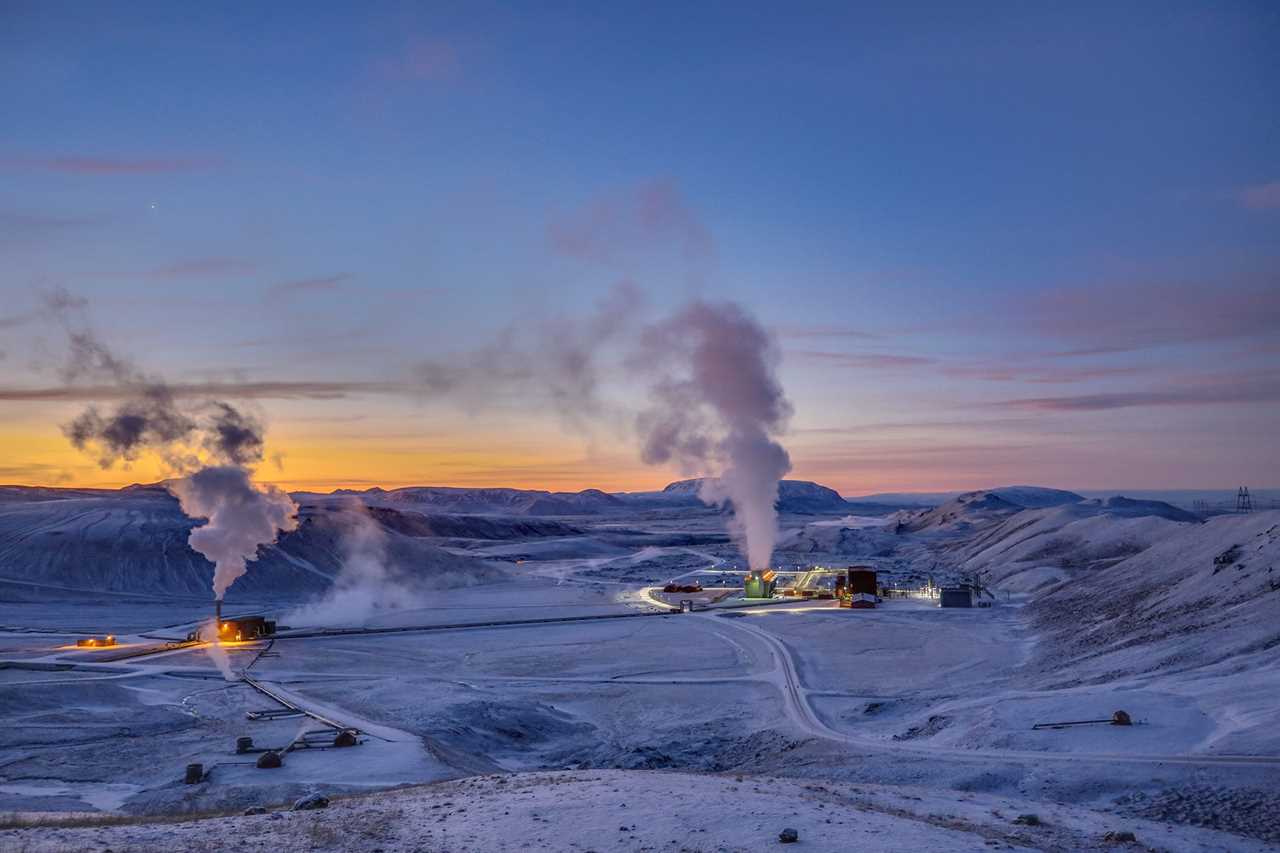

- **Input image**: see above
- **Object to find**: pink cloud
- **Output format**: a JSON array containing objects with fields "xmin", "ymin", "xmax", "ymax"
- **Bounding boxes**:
[
  {"xmin": 266, "ymin": 273, "xmax": 354, "ymax": 297},
  {"xmin": 1023, "ymin": 277, "xmax": 1280, "ymax": 356},
  {"xmin": 774, "ymin": 324, "xmax": 882, "ymax": 341},
  {"xmin": 789, "ymin": 350, "xmax": 935, "ymax": 369},
  {"xmin": 374, "ymin": 36, "xmax": 461, "ymax": 82},
  {"xmin": 548, "ymin": 179, "xmax": 715, "ymax": 269},
  {"xmin": 1238, "ymin": 180, "xmax": 1280, "ymax": 210},
  {"xmin": 993, "ymin": 370, "xmax": 1280, "ymax": 411},
  {"xmin": 138, "ymin": 258, "xmax": 258, "ymax": 278},
  {"xmin": 3, "ymin": 156, "xmax": 222, "ymax": 175},
  {"xmin": 939, "ymin": 363, "xmax": 1149, "ymax": 383}
]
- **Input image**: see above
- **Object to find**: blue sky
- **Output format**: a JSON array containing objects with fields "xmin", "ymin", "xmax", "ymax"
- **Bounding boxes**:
[{"xmin": 1, "ymin": 1, "xmax": 1277, "ymax": 492}]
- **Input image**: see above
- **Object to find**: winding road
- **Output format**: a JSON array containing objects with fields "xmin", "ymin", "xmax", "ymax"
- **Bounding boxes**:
[{"xmin": 697, "ymin": 610, "xmax": 1280, "ymax": 770}]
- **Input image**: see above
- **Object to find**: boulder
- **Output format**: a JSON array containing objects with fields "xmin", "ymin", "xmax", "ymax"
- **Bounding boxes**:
[
  {"xmin": 779, "ymin": 827, "xmax": 799, "ymax": 843},
  {"xmin": 243, "ymin": 806, "xmax": 267, "ymax": 816},
  {"xmin": 293, "ymin": 793, "xmax": 330, "ymax": 811},
  {"xmin": 256, "ymin": 750, "xmax": 283, "ymax": 769}
]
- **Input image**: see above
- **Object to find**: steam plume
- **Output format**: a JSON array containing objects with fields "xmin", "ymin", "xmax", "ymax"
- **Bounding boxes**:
[
  {"xmin": 49, "ymin": 292, "xmax": 297, "ymax": 602},
  {"xmin": 634, "ymin": 300, "xmax": 792, "ymax": 569},
  {"xmin": 284, "ymin": 503, "xmax": 415, "ymax": 627},
  {"xmin": 170, "ymin": 466, "xmax": 299, "ymax": 600},
  {"xmin": 197, "ymin": 620, "xmax": 236, "ymax": 681}
]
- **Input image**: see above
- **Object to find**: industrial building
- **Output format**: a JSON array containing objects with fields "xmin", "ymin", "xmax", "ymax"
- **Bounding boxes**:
[
  {"xmin": 837, "ymin": 566, "xmax": 878, "ymax": 608},
  {"xmin": 940, "ymin": 586, "xmax": 975, "ymax": 608},
  {"xmin": 743, "ymin": 570, "xmax": 777, "ymax": 599},
  {"xmin": 187, "ymin": 615, "xmax": 277, "ymax": 642}
]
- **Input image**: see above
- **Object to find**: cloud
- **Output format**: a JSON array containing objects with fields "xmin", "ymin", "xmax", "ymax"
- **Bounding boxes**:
[
  {"xmin": 0, "ymin": 212, "xmax": 108, "ymax": 230},
  {"xmin": 993, "ymin": 372, "xmax": 1280, "ymax": 411},
  {"xmin": 140, "ymin": 258, "xmax": 258, "ymax": 278},
  {"xmin": 548, "ymin": 179, "xmax": 715, "ymax": 270},
  {"xmin": 1238, "ymin": 181, "xmax": 1280, "ymax": 210},
  {"xmin": 939, "ymin": 364, "xmax": 1149, "ymax": 383},
  {"xmin": 0, "ymin": 380, "xmax": 406, "ymax": 403},
  {"xmin": 1026, "ymin": 277, "xmax": 1280, "ymax": 356},
  {"xmin": 789, "ymin": 349, "xmax": 936, "ymax": 369},
  {"xmin": 0, "ymin": 464, "xmax": 73, "ymax": 484},
  {"xmin": 375, "ymin": 36, "xmax": 461, "ymax": 81},
  {"xmin": 1, "ymin": 155, "xmax": 222, "ymax": 175},
  {"xmin": 266, "ymin": 273, "xmax": 353, "ymax": 298},
  {"xmin": 773, "ymin": 324, "xmax": 882, "ymax": 341}
]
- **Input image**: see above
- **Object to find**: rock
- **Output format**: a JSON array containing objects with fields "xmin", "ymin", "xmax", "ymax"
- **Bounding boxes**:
[
  {"xmin": 779, "ymin": 827, "xmax": 799, "ymax": 843},
  {"xmin": 332, "ymin": 729, "xmax": 358, "ymax": 748},
  {"xmin": 293, "ymin": 793, "xmax": 330, "ymax": 811},
  {"xmin": 243, "ymin": 806, "xmax": 267, "ymax": 816},
  {"xmin": 1103, "ymin": 830, "xmax": 1138, "ymax": 844},
  {"xmin": 1013, "ymin": 814, "xmax": 1041, "ymax": 826},
  {"xmin": 256, "ymin": 750, "xmax": 283, "ymax": 769}
]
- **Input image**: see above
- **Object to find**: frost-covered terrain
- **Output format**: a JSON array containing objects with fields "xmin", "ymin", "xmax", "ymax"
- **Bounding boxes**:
[{"xmin": 1, "ymin": 482, "xmax": 1277, "ymax": 851}]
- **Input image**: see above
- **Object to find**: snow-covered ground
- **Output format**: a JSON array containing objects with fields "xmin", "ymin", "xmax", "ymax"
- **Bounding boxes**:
[
  {"xmin": 7, "ymin": 769, "xmax": 1274, "ymax": 853},
  {"xmin": 1, "ymin": 485, "xmax": 1277, "ymax": 850}
]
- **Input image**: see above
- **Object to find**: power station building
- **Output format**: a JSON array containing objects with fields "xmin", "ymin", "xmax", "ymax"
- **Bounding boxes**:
[{"xmin": 744, "ymin": 570, "xmax": 777, "ymax": 599}]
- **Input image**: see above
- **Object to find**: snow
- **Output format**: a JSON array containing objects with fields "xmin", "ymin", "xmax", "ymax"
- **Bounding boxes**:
[
  {"xmin": 7, "ymin": 769, "xmax": 1274, "ymax": 852},
  {"xmin": 2, "ymin": 484, "xmax": 1278, "ymax": 849}
]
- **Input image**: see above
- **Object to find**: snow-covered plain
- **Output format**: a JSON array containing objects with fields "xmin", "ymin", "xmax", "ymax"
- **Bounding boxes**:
[{"xmin": 1, "ymin": 484, "xmax": 1278, "ymax": 851}]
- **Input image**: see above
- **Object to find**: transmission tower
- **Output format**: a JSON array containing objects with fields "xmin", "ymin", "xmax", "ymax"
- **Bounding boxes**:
[{"xmin": 1236, "ymin": 486, "xmax": 1253, "ymax": 513}]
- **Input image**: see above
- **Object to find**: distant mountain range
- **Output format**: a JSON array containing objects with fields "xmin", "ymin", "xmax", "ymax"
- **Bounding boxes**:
[{"xmin": 292, "ymin": 478, "xmax": 858, "ymax": 516}]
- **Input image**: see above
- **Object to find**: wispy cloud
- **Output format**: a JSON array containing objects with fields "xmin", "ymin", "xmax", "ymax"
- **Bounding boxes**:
[
  {"xmin": 2, "ymin": 155, "xmax": 222, "ymax": 175},
  {"xmin": 789, "ymin": 349, "xmax": 935, "ymax": 369},
  {"xmin": 0, "ymin": 380, "xmax": 406, "ymax": 403},
  {"xmin": 0, "ymin": 211, "xmax": 108, "ymax": 230},
  {"xmin": 1237, "ymin": 180, "xmax": 1280, "ymax": 210},
  {"xmin": 1025, "ymin": 277, "xmax": 1280, "ymax": 356},
  {"xmin": 375, "ymin": 35, "xmax": 461, "ymax": 81},
  {"xmin": 548, "ymin": 179, "xmax": 715, "ymax": 270},
  {"xmin": 140, "ymin": 258, "xmax": 258, "ymax": 278},
  {"xmin": 993, "ymin": 371, "xmax": 1280, "ymax": 411},
  {"xmin": 939, "ymin": 363, "xmax": 1150, "ymax": 384},
  {"xmin": 774, "ymin": 324, "xmax": 881, "ymax": 341},
  {"xmin": 266, "ymin": 273, "xmax": 353, "ymax": 298}
]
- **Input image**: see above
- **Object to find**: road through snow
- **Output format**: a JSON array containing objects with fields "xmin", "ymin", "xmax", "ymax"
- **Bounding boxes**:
[{"xmin": 696, "ymin": 610, "xmax": 1280, "ymax": 770}]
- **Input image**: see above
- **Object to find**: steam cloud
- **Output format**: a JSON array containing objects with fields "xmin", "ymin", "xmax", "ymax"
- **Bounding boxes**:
[
  {"xmin": 634, "ymin": 300, "xmax": 792, "ymax": 569},
  {"xmin": 50, "ymin": 292, "xmax": 297, "ymax": 602},
  {"xmin": 284, "ymin": 503, "xmax": 415, "ymax": 627},
  {"xmin": 170, "ymin": 466, "xmax": 299, "ymax": 600},
  {"xmin": 410, "ymin": 289, "xmax": 793, "ymax": 571}
]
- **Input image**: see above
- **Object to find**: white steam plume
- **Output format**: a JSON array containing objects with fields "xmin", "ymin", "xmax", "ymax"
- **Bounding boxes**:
[
  {"xmin": 197, "ymin": 619, "xmax": 236, "ymax": 681},
  {"xmin": 169, "ymin": 466, "xmax": 298, "ymax": 601},
  {"xmin": 284, "ymin": 503, "xmax": 416, "ymax": 628},
  {"xmin": 634, "ymin": 300, "xmax": 792, "ymax": 569}
]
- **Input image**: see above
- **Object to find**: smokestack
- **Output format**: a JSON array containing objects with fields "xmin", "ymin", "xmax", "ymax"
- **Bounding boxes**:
[{"xmin": 215, "ymin": 599, "xmax": 222, "ymax": 628}]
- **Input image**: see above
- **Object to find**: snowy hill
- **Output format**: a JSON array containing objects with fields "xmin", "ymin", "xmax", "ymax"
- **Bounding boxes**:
[
  {"xmin": 957, "ymin": 503, "xmax": 1193, "ymax": 591},
  {"xmin": 1027, "ymin": 511, "xmax": 1280, "ymax": 753},
  {"xmin": 891, "ymin": 490, "xmax": 1027, "ymax": 534},
  {"xmin": 0, "ymin": 489, "xmax": 500, "ymax": 601},
  {"xmin": 310, "ymin": 486, "xmax": 625, "ymax": 516},
  {"xmin": 643, "ymin": 478, "xmax": 851, "ymax": 513}
]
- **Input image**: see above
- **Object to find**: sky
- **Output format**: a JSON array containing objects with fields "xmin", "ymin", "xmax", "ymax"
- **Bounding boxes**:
[{"xmin": 1, "ymin": 1, "xmax": 1277, "ymax": 495}]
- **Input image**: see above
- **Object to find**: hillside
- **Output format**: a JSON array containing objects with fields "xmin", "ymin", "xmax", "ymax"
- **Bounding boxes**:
[
  {"xmin": 0, "ymin": 490, "xmax": 501, "ymax": 601},
  {"xmin": 642, "ymin": 478, "xmax": 851, "ymax": 513},
  {"xmin": 4, "ymin": 769, "xmax": 1261, "ymax": 853}
]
